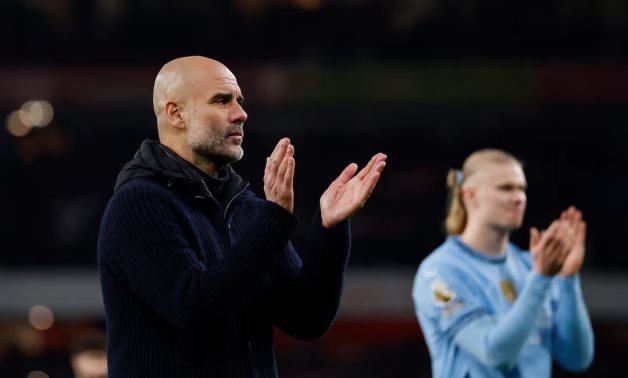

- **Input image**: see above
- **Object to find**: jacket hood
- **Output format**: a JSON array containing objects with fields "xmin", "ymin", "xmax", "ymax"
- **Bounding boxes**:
[{"xmin": 114, "ymin": 139, "xmax": 246, "ymax": 199}]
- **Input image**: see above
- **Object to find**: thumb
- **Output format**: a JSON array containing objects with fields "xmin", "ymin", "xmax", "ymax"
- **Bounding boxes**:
[{"xmin": 529, "ymin": 227, "xmax": 540, "ymax": 250}]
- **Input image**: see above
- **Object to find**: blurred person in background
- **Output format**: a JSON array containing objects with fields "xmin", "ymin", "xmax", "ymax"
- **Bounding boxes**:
[
  {"xmin": 97, "ymin": 56, "xmax": 386, "ymax": 377},
  {"xmin": 412, "ymin": 149, "xmax": 594, "ymax": 378},
  {"xmin": 69, "ymin": 332, "xmax": 107, "ymax": 378}
]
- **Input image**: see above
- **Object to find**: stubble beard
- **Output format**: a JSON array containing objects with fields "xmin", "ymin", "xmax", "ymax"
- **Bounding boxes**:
[{"xmin": 187, "ymin": 119, "xmax": 244, "ymax": 167}]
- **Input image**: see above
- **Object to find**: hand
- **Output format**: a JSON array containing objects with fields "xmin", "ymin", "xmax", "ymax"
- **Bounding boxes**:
[
  {"xmin": 558, "ymin": 206, "xmax": 587, "ymax": 277},
  {"xmin": 264, "ymin": 138, "xmax": 295, "ymax": 213},
  {"xmin": 319, "ymin": 153, "xmax": 387, "ymax": 228},
  {"xmin": 529, "ymin": 220, "xmax": 574, "ymax": 277}
]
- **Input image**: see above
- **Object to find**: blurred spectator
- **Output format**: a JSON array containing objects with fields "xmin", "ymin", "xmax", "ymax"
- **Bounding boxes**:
[{"xmin": 69, "ymin": 332, "xmax": 107, "ymax": 378}]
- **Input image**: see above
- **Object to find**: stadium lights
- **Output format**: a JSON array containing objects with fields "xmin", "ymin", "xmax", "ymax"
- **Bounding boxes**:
[{"xmin": 4, "ymin": 99, "xmax": 55, "ymax": 138}]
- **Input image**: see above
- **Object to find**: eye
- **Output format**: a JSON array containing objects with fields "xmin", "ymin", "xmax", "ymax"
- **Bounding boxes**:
[
  {"xmin": 210, "ymin": 94, "xmax": 233, "ymax": 105},
  {"xmin": 498, "ymin": 184, "xmax": 526, "ymax": 193}
]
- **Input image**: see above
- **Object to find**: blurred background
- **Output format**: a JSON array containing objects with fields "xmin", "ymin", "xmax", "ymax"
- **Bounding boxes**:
[{"xmin": 1, "ymin": 0, "xmax": 628, "ymax": 376}]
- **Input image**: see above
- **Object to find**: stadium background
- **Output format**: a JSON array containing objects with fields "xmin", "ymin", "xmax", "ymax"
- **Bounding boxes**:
[{"xmin": 1, "ymin": 0, "xmax": 627, "ymax": 376}]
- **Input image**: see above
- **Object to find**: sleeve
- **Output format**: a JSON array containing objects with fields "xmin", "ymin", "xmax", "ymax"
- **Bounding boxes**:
[
  {"xmin": 452, "ymin": 272, "xmax": 552, "ymax": 370},
  {"xmin": 413, "ymin": 263, "xmax": 488, "ymax": 340},
  {"xmin": 551, "ymin": 274, "xmax": 595, "ymax": 372},
  {"xmin": 267, "ymin": 211, "xmax": 351, "ymax": 341},
  {"xmin": 97, "ymin": 180, "xmax": 298, "ymax": 333}
]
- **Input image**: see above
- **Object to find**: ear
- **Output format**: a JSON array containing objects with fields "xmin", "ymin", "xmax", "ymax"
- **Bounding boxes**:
[
  {"xmin": 460, "ymin": 186, "xmax": 475, "ymax": 210},
  {"xmin": 165, "ymin": 101, "xmax": 186, "ymax": 130}
]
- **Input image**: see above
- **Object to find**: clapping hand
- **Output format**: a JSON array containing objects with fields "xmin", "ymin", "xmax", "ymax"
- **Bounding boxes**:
[
  {"xmin": 264, "ymin": 138, "xmax": 295, "ymax": 213},
  {"xmin": 529, "ymin": 206, "xmax": 586, "ymax": 277},
  {"xmin": 558, "ymin": 206, "xmax": 587, "ymax": 277},
  {"xmin": 319, "ymin": 153, "xmax": 387, "ymax": 228}
]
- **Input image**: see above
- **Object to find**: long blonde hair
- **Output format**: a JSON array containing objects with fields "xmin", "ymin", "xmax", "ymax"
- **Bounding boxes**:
[{"xmin": 445, "ymin": 149, "xmax": 522, "ymax": 235}]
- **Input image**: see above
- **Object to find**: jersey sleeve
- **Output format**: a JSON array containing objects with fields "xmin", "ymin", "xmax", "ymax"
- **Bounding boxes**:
[
  {"xmin": 453, "ymin": 272, "xmax": 552, "ymax": 370},
  {"xmin": 413, "ymin": 262, "xmax": 487, "ymax": 338},
  {"xmin": 551, "ymin": 274, "xmax": 595, "ymax": 372}
]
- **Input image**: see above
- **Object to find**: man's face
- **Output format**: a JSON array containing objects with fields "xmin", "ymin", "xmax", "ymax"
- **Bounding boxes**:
[
  {"xmin": 469, "ymin": 162, "xmax": 527, "ymax": 233},
  {"xmin": 184, "ymin": 68, "xmax": 247, "ymax": 166}
]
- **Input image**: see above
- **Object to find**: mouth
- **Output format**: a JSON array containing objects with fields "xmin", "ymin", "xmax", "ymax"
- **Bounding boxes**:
[
  {"xmin": 225, "ymin": 124, "xmax": 243, "ymax": 139},
  {"xmin": 507, "ymin": 209, "xmax": 525, "ymax": 221},
  {"xmin": 226, "ymin": 131, "xmax": 243, "ymax": 138}
]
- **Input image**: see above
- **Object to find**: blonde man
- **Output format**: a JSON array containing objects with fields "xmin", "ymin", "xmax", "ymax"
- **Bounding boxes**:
[{"xmin": 413, "ymin": 149, "xmax": 593, "ymax": 378}]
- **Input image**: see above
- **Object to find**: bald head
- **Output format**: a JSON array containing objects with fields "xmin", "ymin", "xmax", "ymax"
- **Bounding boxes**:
[
  {"xmin": 153, "ymin": 56, "xmax": 237, "ymax": 122},
  {"xmin": 151, "ymin": 56, "xmax": 248, "ymax": 176}
]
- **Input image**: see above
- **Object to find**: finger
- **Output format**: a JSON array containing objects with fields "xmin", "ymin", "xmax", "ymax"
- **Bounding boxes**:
[
  {"xmin": 543, "ymin": 220, "xmax": 560, "ymax": 237},
  {"xmin": 374, "ymin": 159, "xmax": 387, "ymax": 174},
  {"xmin": 559, "ymin": 218, "xmax": 577, "ymax": 248},
  {"xmin": 564, "ymin": 208, "xmax": 575, "ymax": 229},
  {"xmin": 542, "ymin": 233, "xmax": 561, "ymax": 259},
  {"xmin": 264, "ymin": 157, "xmax": 273, "ymax": 187},
  {"xmin": 269, "ymin": 141, "xmax": 291, "ymax": 185},
  {"xmin": 571, "ymin": 206, "xmax": 582, "ymax": 223},
  {"xmin": 572, "ymin": 208, "xmax": 582, "ymax": 228},
  {"xmin": 269, "ymin": 138, "xmax": 290, "ymax": 161},
  {"xmin": 555, "ymin": 221, "xmax": 575, "ymax": 256},
  {"xmin": 568, "ymin": 205, "xmax": 577, "ymax": 215},
  {"xmin": 272, "ymin": 139, "xmax": 290, "ymax": 163},
  {"xmin": 264, "ymin": 154, "xmax": 276, "ymax": 180},
  {"xmin": 362, "ymin": 160, "xmax": 386, "ymax": 188},
  {"xmin": 561, "ymin": 208, "xmax": 575, "ymax": 229},
  {"xmin": 265, "ymin": 158, "xmax": 278, "ymax": 187},
  {"xmin": 356, "ymin": 153, "xmax": 387, "ymax": 180},
  {"xmin": 538, "ymin": 221, "xmax": 561, "ymax": 253},
  {"xmin": 268, "ymin": 138, "xmax": 290, "ymax": 172},
  {"xmin": 359, "ymin": 162, "xmax": 386, "ymax": 201},
  {"xmin": 264, "ymin": 157, "xmax": 271, "ymax": 176},
  {"xmin": 576, "ymin": 221, "xmax": 587, "ymax": 249},
  {"xmin": 283, "ymin": 157, "xmax": 295, "ymax": 189},
  {"xmin": 332, "ymin": 163, "xmax": 359, "ymax": 186},
  {"xmin": 276, "ymin": 144, "xmax": 293, "ymax": 183},
  {"xmin": 554, "ymin": 221, "xmax": 567, "ymax": 245},
  {"xmin": 545, "ymin": 235, "xmax": 565, "ymax": 264}
]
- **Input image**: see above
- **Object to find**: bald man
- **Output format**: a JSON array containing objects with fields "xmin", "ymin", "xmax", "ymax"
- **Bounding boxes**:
[{"xmin": 97, "ymin": 56, "xmax": 387, "ymax": 377}]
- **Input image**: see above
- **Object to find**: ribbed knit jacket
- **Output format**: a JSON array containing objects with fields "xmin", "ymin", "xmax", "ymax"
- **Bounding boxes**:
[{"xmin": 97, "ymin": 140, "xmax": 351, "ymax": 377}]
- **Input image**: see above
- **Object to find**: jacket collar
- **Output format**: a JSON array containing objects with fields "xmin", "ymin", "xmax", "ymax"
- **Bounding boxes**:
[{"xmin": 114, "ymin": 139, "xmax": 249, "ymax": 208}]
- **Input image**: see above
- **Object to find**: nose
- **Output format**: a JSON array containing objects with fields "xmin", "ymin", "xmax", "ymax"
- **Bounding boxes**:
[
  {"xmin": 512, "ymin": 191, "xmax": 526, "ymax": 205},
  {"xmin": 230, "ymin": 102, "xmax": 247, "ymax": 124}
]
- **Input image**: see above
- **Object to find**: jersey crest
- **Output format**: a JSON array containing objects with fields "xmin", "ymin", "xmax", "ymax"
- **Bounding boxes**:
[{"xmin": 500, "ymin": 279, "xmax": 517, "ymax": 303}]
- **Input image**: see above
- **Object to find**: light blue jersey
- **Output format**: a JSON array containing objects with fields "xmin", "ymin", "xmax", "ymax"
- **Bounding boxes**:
[{"xmin": 412, "ymin": 236, "xmax": 594, "ymax": 378}]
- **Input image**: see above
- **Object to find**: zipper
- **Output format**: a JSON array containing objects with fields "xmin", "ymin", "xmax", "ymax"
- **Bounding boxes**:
[
  {"xmin": 198, "ymin": 177, "xmax": 255, "ymax": 375},
  {"xmin": 224, "ymin": 182, "xmax": 249, "ymax": 219},
  {"xmin": 199, "ymin": 178, "xmax": 249, "ymax": 220},
  {"xmin": 199, "ymin": 178, "xmax": 217, "ymax": 202}
]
